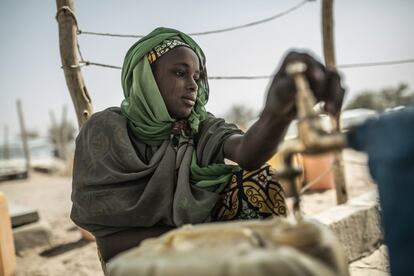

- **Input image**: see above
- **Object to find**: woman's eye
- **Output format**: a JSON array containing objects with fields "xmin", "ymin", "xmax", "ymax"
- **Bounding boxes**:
[
  {"xmin": 193, "ymin": 75, "xmax": 200, "ymax": 81},
  {"xmin": 175, "ymin": 71, "xmax": 184, "ymax": 77}
]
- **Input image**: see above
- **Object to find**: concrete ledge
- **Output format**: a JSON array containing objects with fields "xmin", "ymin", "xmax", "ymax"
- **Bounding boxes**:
[
  {"xmin": 312, "ymin": 189, "xmax": 383, "ymax": 262},
  {"xmin": 9, "ymin": 204, "xmax": 39, "ymax": 227},
  {"xmin": 13, "ymin": 220, "xmax": 52, "ymax": 252}
]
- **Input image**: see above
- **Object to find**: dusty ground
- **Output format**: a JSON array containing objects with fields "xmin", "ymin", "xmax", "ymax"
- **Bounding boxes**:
[
  {"xmin": 0, "ymin": 149, "xmax": 386, "ymax": 275},
  {"xmin": 1, "ymin": 173, "xmax": 103, "ymax": 276}
]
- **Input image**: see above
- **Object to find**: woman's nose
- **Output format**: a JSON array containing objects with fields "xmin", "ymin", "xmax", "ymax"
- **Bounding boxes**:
[{"xmin": 187, "ymin": 77, "xmax": 198, "ymax": 92}]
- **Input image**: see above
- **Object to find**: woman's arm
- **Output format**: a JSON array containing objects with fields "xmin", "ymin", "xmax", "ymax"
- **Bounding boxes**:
[{"xmin": 224, "ymin": 51, "xmax": 344, "ymax": 170}]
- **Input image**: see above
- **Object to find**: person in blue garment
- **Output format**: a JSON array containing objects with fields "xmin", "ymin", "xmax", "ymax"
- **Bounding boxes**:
[{"xmin": 347, "ymin": 106, "xmax": 414, "ymax": 276}]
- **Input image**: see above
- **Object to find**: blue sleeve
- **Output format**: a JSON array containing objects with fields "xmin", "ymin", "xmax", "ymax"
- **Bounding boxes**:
[{"xmin": 346, "ymin": 107, "xmax": 414, "ymax": 276}]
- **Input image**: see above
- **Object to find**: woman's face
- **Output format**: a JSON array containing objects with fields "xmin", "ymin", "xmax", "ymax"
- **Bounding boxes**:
[{"xmin": 152, "ymin": 46, "xmax": 200, "ymax": 119}]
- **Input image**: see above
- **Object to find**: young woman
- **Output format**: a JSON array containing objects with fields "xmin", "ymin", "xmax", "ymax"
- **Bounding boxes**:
[{"xmin": 70, "ymin": 27, "xmax": 344, "ymax": 262}]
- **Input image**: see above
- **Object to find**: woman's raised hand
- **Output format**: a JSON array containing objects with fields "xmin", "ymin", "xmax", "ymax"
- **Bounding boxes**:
[{"xmin": 263, "ymin": 51, "xmax": 345, "ymax": 120}]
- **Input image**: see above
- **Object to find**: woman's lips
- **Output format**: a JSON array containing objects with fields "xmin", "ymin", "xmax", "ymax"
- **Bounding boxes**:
[{"xmin": 182, "ymin": 96, "xmax": 196, "ymax": 106}]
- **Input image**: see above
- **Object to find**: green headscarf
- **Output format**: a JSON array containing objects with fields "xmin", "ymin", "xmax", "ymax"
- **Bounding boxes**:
[
  {"xmin": 121, "ymin": 27, "xmax": 209, "ymax": 146},
  {"xmin": 119, "ymin": 26, "xmax": 241, "ymax": 193}
]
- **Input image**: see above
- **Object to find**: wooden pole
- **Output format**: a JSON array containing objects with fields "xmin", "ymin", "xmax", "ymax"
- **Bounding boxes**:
[
  {"xmin": 3, "ymin": 126, "xmax": 10, "ymax": 160},
  {"xmin": 322, "ymin": 0, "xmax": 348, "ymax": 204},
  {"xmin": 49, "ymin": 110, "xmax": 63, "ymax": 160},
  {"xmin": 60, "ymin": 106, "xmax": 72, "ymax": 175},
  {"xmin": 55, "ymin": 0, "xmax": 96, "ymax": 241},
  {"xmin": 55, "ymin": 0, "xmax": 93, "ymax": 128},
  {"xmin": 322, "ymin": 0, "xmax": 336, "ymax": 70},
  {"xmin": 60, "ymin": 106, "xmax": 69, "ymax": 160},
  {"xmin": 16, "ymin": 99, "xmax": 31, "ymax": 177}
]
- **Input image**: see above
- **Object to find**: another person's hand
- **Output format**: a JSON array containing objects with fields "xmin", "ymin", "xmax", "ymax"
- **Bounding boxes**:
[{"xmin": 263, "ymin": 51, "xmax": 345, "ymax": 120}]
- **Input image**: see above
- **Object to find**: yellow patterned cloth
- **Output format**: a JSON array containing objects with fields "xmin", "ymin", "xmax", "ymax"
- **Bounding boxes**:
[
  {"xmin": 147, "ymin": 39, "xmax": 191, "ymax": 64},
  {"xmin": 212, "ymin": 165, "xmax": 287, "ymax": 220}
]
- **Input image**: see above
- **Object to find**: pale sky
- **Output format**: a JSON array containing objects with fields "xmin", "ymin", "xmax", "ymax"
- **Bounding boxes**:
[{"xmin": 1, "ymin": 0, "xmax": 413, "ymax": 139}]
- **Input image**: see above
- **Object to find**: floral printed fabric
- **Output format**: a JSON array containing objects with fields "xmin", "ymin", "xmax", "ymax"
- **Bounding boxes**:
[{"xmin": 212, "ymin": 165, "xmax": 287, "ymax": 220}]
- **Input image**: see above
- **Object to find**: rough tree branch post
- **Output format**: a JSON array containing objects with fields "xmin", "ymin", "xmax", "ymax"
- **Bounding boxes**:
[
  {"xmin": 56, "ymin": 0, "xmax": 95, "ymax": 241},
  {"xmin": 322, "ymin": 0, "xmax": 348, "ymax": 204},
  {"xmin": 56, "ymin": 0, "xmax": 93, "ymax": 127}
]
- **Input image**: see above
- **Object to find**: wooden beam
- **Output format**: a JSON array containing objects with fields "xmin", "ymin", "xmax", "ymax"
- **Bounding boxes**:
[
  {"xmin": 3, "ymin": 126, "xmax": 10, "ymax": 160},
  {"xmin": 322, "ymin": 0, "xmax": 336, "ymax": 70},
  {"xmin": 60, "ymin": 105, "xmax": 69, "ymax": 161},
  {"xmin": 49, "ymin": 109, "xmax": 65, "ymax": 161},
  {"xmin": 321, "ymin": 0, "xmax": 348, "ymax": 204},
  {"xmin": 55, "ymin": 0, "xmax": 93, "ymax": 128},
  {"xmin": 16, "ymin": 99, "xmax": 31, "ymax": 177},
  {"xmin": 60, "ymin": 106, "xmax": 72, "ymax": 175}
]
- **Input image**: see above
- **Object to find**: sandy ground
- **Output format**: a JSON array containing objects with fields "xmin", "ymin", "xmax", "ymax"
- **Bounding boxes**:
[
  {"xmin": 1, "ymin": 173, "xmax": 103, "ymax": 276},
  {"xmin": 0, "ymin": 149, "xmax": 386, "ymax": 275}
]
